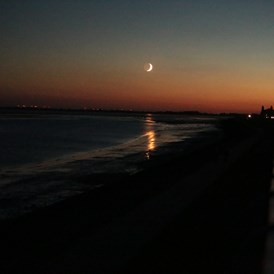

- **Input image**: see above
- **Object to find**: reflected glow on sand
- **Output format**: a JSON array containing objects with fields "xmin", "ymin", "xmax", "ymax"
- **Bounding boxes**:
[
  {"xmin": 145, "ymin": 114, "xmax": 156, "ymax": 159},
  {"xmin": 147, "ymin": 130, "xmax": 155, "ymax": 151}
]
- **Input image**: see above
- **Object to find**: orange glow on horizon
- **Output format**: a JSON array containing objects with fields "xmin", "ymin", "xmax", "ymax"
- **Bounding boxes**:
[{"xmin": 1, "ymin": 59, "xmax": 274, "ymax": 113}]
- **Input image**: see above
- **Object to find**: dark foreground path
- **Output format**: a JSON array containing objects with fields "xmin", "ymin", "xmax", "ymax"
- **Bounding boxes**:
[
  {"xmin": 0, "ymin": 118, "xmax": 273, "ymax": 274},
  {"xmin": 124, "ymin": 124, "xmax": 274, "ymax": 274}
]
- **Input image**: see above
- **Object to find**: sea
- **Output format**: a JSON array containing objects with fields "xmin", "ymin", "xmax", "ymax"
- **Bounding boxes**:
[{"xmin": 0, "ymin": 109, "xmax": 220, "ymax": 219}]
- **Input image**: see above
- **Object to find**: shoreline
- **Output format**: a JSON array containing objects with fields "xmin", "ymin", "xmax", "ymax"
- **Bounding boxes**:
[
  {"xmin": 0, "ymin": 117, "xmax": 273, "ymax": 273},
  {"xmin": 0, "ymin": 122, "xmax": 218, "ymax": 220}
]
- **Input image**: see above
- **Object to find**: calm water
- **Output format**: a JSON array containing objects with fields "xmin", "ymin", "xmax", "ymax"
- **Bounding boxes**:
[
  {"xmin": 0, "ymin": 110, "xmax": 219, "ymax": 219},
  {"xmin": 0, "ymin": 113, "xmax": 145, "ymax": 168}
]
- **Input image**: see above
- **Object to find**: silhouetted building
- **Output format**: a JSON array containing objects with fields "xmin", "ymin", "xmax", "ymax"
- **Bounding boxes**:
[{"xmin": 261, "ymin": 105, "xmax": 274, "ymax": 118}]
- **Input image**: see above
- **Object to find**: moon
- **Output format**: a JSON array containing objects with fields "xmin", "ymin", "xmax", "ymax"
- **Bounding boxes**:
[{"xmin": 144, "ymin": 63, "xmax": 153, "ymax": 72}]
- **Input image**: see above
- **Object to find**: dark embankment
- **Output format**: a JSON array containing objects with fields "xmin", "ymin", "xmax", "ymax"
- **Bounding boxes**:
[{"xmin": 0, "ymin": 117, "xmax": 274, "ymax": 274}]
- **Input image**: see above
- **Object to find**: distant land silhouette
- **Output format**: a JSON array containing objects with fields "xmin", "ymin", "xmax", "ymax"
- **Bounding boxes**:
[
  {"xmin": 0, "ymin": 105, "xmax": 247, "ymax": 117},
  {"xmin": 261, "ymin": 105, "xmax": 274, "ymax": 119}
]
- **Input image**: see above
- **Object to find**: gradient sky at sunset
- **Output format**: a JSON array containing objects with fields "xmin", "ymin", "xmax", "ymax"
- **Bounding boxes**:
[{"xmin": 1, "ymin": 0, "xmax": 274, "ymax": 113}]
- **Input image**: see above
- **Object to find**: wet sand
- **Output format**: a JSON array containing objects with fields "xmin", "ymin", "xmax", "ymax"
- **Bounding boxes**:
[{"xmin": 0, "ymin": 117, "xmax": 273, "ymax": 274}]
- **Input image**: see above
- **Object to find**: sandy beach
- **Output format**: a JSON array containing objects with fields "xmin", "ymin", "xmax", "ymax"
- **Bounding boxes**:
[{"xmin": 0, "ymin": 117, "xmax": 273, "ymax": 274}]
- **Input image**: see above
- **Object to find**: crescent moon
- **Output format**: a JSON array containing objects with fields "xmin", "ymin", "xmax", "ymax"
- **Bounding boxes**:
[
  {"xmin": 147, "ymin": 63, "xmax": 153, "ymax": 72},
  {"xmin": 144, "ymin": 63, "xmax": 153, "ymax": 72}
]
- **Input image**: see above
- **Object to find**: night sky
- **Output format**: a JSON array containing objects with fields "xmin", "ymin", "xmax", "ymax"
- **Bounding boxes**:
[{"xmin": 1, "ymin": 0, "xmax": 274, "ymax": 113}]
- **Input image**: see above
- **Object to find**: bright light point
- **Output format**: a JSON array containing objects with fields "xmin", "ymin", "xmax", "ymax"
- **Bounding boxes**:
[
  {"xmin": 248, "ymin": 114, "xmax": 252, "ymax": 118},
  {"xmin": 144, "ymin": 63, "xmax": 153, "ymax": 72}
]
